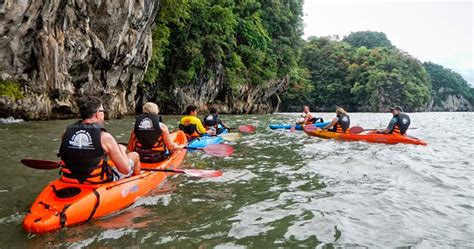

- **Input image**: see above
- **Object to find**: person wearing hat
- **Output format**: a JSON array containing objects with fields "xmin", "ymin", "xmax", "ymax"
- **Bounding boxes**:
[
  {"xmin": 378, "ymin": 106, "xmax": 411, "ymax": 135},
  {"xmin": 128, "ymin": 102, "xmax": 184, "ymax": 162},
  {"xmin": 322, "ymin": 107, "xmax": 350, "ymax": 133}
]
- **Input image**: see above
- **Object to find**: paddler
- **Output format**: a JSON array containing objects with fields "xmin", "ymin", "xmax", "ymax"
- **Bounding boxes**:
[
  {"xmin": 127, "ymin": 102, "xmax": 184, "ymax": 162},
  {"xmin": 378, "ymin": 106, "xmax": 410, "ymax": 135},
  {"xmin": 58, "ymin": 96, "xmax": 141, "ymax": 183},
  {"xmin": 322, "ymin": 107, "xmax": 350, "ymax": 133},
  {"xmin": 203, "ymin": 106, "xmax": 229, "ymax": 134},
  {"xmin": 299, "ymin": 105, "xmax": 323, "ymax": 124},
  {"xmin": 180, "ymin": 105, "xmax": 214, "ymax": 140}
]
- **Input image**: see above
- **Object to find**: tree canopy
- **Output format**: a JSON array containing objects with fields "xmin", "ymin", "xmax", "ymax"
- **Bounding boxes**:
[
  {"xmin": 141, "ymin": 0, "xmax": 304, "ymax": 112},
  {"xmin": 343, "ymin": 31, "xmax": 393, "ymax": 49},
  {"xmin": 281, "ymin": 35, "xmax": 432, "ymax": 112}
]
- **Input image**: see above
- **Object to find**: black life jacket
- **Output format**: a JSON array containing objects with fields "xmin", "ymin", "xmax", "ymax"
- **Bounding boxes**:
[
  {"xmin": 392, "ymin": 113, "xmax": 410, "ymax": 135},
  {"xmin": 134, "ymin": 114, "xmax": 163, "ymax": 149},
  {"xmin": 203, "ymin": 114, "xmax": 226, "ymax": 134},
  {"xmin": 179, "ymin": 123, "xmax": 200, "ymax": 140},
  {"xmin": 333, "ymin": 114, "xmax": 350, "ymax": 133},
  {"xmin": 59, "ymin": 122, "xmax": 112, "ymax": 184},
  {"xmin": 134, "ymin": 114, "xmax": 167, "ymax": 162},
  {"xmin": 307, "ymin": 117, "xmax": 324, "ymax": 124},
  {"xmin": 203, "ymin": 114, "xmax": 218, "ymax": 128}
]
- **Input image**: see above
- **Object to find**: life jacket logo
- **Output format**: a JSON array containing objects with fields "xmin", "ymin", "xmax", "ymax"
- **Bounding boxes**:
[
  {"xmin": 138, "ymin": 118, "xmax": 154, "ymax": 130},
  {"xmin": 69, "ymin": 130, "xmax": 93, "ymax": 149},
  {"xmin": 341, "ymin": 116, "xmax": 349, "ymax": 122},
  {"xmin": 402, "ymin": 118, "xmax": 409, "ymax": 124},
  {"xmin": 205, "ymin": 116, "xmax": 214, "ymax": 121}
]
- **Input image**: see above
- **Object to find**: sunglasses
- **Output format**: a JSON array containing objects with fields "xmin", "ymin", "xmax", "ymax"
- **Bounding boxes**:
[{"xmin": 97, "ymin": 109, "xmax": 106, "ymax": 113}]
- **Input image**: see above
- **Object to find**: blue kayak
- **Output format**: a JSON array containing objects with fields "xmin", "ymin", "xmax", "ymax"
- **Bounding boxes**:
[
  {"xmin": 269, "ymin": 122, "xmax": 330, "ymax": 130},
  {"xmin": 188, "ymin": 128, "xmax": 229, "ymax": 150}
]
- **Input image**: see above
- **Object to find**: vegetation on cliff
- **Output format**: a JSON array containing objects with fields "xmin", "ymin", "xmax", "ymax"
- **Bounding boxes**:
[
  {"xmin": 423, "ymin": 62, "xmax": 474, "ymax": 105},
  {"xmin": 281, "ymin": 34, "xmax": 432, "ymax": 112},
  {"xmin": 0, "ymin": 81, "xmax": 23, "ymax": 100},
  {"xmin": 142, "ymin": 0, "xmax": 304, "ymax": 112}
]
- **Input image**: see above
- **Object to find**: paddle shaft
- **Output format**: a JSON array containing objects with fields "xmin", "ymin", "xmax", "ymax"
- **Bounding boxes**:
[{"xmin": 141, "ymin": 168, "xmax": 184, "ymax": 173}]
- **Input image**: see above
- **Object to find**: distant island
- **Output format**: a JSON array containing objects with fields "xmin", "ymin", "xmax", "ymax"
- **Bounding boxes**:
[{"xmin": 281, "ymin": 31, "xmax": 474, "ymax": 112}]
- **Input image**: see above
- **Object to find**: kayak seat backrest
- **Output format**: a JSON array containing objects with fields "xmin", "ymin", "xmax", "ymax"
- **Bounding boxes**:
[{"xmin": 55, "ymin": 187, "xmax": 82, "ymax": 199}]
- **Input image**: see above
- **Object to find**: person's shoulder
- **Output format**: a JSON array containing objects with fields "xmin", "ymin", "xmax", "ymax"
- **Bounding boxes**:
[
  {"xmin": 100, "ymin": 130, "xmax": 113, "ymax": 139},
  {"xmin": 100, "ymin": 131, "xmax": 116, "ymax": 147},
  {"xmin": 159, "ymin": 122, "xmax": 169, "ymax": 130}
]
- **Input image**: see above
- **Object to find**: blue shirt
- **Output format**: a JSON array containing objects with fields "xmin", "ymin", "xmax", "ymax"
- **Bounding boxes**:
[{"xmin": 387, "ymin": 117, "xmax": 397, "ymax": 131}]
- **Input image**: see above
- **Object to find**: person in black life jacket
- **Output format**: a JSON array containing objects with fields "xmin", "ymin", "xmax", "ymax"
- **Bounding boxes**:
[
  {"xmin": 127, "ymin": 102, "xmax": 184, "ymax": 162},
  {"xmin": 59, "ymin": 96, "xmax": 141, "ymax": 184},
  {"xmin": 202, "ymin": 106, "xmax": 228, "ymax": 134},
  {"xmin": 322, "ymin": 107, "xmax": 350, "ymax": 133},
  {"xmin": 378, "ymin": 106, "xmax": 411, "ymax": 135}
]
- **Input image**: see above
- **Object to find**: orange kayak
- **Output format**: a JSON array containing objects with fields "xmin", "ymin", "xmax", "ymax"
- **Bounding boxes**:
[
  {"xmin": 305, "ymin": 129, "xmax": 427, "ymax": 145},
  {"xmin": 23, "ymin": 131, "xmax": 187, "ymax": 234}
]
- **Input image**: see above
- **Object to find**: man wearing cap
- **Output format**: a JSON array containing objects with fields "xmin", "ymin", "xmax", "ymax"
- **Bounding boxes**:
[{"xmin": 378, "ymin": 106, "xmax": 411, "ymax": 135}]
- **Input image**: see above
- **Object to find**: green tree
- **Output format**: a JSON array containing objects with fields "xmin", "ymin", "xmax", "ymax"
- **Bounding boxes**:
[
  {"xmin": 282, "ymin": 34, "xmax": 432, "ymax": 112},
  {"xmin": 141, "ymin": 0, "xmax": 305, "ymax": 113},
  {"xmin": 343, "ymin": 31, "xmax": 393, "ymax": 49}
]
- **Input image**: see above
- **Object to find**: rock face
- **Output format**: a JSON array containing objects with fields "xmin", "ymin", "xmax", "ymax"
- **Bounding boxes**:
[
  {"xmin": 0, "ymin": 0, "xmax": 159, "ymax": 120},
  {"xmin": 427, "ymin": 92, "xmax": 474, "ymax": 112},
  {"xmin": 150, "ymin": 64, "xmax": 289, "ymax": 114}
]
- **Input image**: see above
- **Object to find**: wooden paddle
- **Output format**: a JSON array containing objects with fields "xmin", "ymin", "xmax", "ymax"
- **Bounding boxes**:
[{"xmin": 20, "ymin": 159, "xmax": 223, "ymax": 178}]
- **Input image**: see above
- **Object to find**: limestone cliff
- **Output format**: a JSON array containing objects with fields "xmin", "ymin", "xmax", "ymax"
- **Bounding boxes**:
[
  {"xmin": 0, "ymin": 0, "xmax": 159, "ymax": 120},
  {"xmin": 427, "ymin": 90, "xmax": 473, "ymax": 112},
  {"xmin": 140, "ymin": 64, "xmax": 288, "ymax": 115}
]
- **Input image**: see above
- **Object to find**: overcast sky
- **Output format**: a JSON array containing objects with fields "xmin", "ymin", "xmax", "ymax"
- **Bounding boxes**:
[{"xmin": 303, "ymin": 0, "xmax": 473, "ymax": 73}]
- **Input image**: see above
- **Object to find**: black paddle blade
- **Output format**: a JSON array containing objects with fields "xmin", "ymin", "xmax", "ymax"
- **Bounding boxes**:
[{"xmin": 21, "ymin": 159, "xmax": 60, "ymax": 170}]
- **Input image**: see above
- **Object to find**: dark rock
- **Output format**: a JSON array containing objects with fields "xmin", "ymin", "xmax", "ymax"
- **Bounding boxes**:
[{"xmin": 0, "ymin": 0, "xmax": 159, "ymax": 119}]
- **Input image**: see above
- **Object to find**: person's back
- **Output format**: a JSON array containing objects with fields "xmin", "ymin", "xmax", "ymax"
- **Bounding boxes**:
[
  {"xmin": 59, "ymin": 96, "xmax": 140, "ymax": 184},
  {"xmin": 129, "ymin": 102, "xmax": 183, "ymax": 162},
  {"xmin": 60, "ymin": 121, "xmax": 111, "ymax": 184},
  {"xmin": 324, "ymin": 107, "xmax": 350, "ymax": 133},
  {"xmin": 378, "ymin": 106, "xmax": 410, "ymax": 135},
  {"xmin": 203, "ymin": 106, "xmax": 227, "ymax": 134},
  {"xmin": 180, "ymin": 105, "xmax": 208, "ymax": 140}
]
